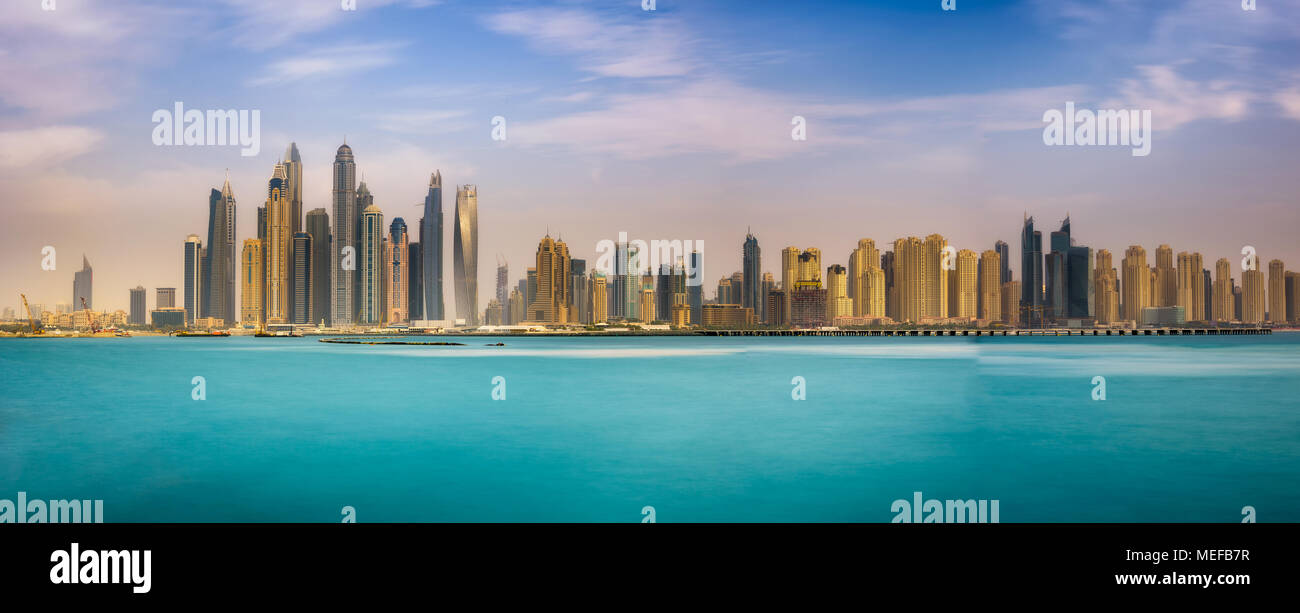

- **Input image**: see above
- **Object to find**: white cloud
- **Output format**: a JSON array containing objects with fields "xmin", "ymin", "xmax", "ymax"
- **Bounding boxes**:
[
  {"xmin": 248, "ymin": 43, "xmax": 404, "ymax": 85},
  {"xmin": 484, "ymin": 8, "xmax": 695, "ymax": 78},
  {"xmin": 0, "ymin": 126, "xmax": 104, "ymax": 169},
  {"xmin": 1106, "ymin": 65, "xmax": 1253, "ymax": 130},
  {"xmin": 219, "ymin": 0, "xmax": 440, "ymax": 51}
]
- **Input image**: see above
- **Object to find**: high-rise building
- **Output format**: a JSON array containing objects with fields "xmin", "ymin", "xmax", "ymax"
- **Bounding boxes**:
[
  {"xmin": 408, "ymin": 241, "xmax": 423, "ymax": 322},
  {"xmin": 526, "ymin": 236, "xmax": 571, "ymax": 324},
  {"xmin": 385, "ymin": 218, "xmax": 409, "ymax": 325},
  {"xmin": 1122, "ymin": 246, "xmax": 1149, "ymax": 322},
  {"xmin": 882, "ymin": 251, "xmax": 896, "ymax": 320},
  {"xmin": 923, "ymin": 234, "xmax": 949, "ymax": 319},
  {"xmin": 655, "ymin": 263, "xmax": 673, "ymax": 324},
  {"xmin": 358, "ymin": 204, "xmax": 385, "ymax": 326},
  {"xmin": 1203, "ymin": 269, "xmax": 1213, "ymax": 322},
  {"xmin": 241, "ymin": 239, "xmax": 263, "ymax": 329},
  {"xmin": 640, "ymin": 287, "xmax": 656, "ymax": 323},
  {"xmin": 951, "ymin": 249, "xmax": 978, "ymax": 319},
  {"xmin": 331, "ymin": 143, "xmax": 357, "ymax": 327},
  {"xmin": 797, "ymin": 248, "xmax": 822, "ymax": 287},
  {"xmin": 422, "ymin": 171, "xmax": 445, "ymax": 321},
  {"xmin": 1067, "ymin": 245, "xmax": 1094, "ymax": 318},
  {"xmin": 496, "ymin": 257, "xmax": 509, "ymax": 307},
  {"xmin": 1213, "ymin": 258, "xmax": 1233, "ymax": 322},
  {"xmin": 183, "ymin": 235, "xmax": 202, "ymax": 325},
  {"xmin": 1242, "ymin": 269, "xmax": 1265, "ymax": 324},
  {"xmin": 571, "ymin": 259, "xmax": 589, "ymax": 324},
  {"xmin": 306, "ymin": 208, "xmax": 331, "ymax": 326},
  {"xmin": 1001, "ymin": 281, "xmax": 1021, "ymax": 326},
  {"xmin": 687, "ymin": 250, "xmax": 703, "ymax": 325},
  {"xmin": 994, "ymin": 240, "xmax": 1011, "ymax": 285},
  {"xmin": 73, "ymin": 255, "xmax": 93, "ymax": 311},
  {"xmin": 766, "ymin": 289, "xmax": 788, "ymax": 326},
  {"xmin": 1155, "ymin": 245, "xmax": 1177, "ymax": 307},
  {"xmin": 291, "ymin": 232, "xmax": 312, "ymax": 325},
  {"xmin": 1286, "ymin": 271, "xmax": 1300, "ymax": 324},
  {"xmin": 850, "ymin": 239, "xmax": 880, "ymax": 317},
  {"xmin": 1020, "ymin": 215, "xmax": 1043, "ymax": 325},
  {"xmin": 203, "ymin": 177, "xmax": 237, "ymax": 326},
  {"xmin": 781, "ymin": 246, "xmax": 799, "ymax": 316},
  {"xmin": 893, "ymin": 237, "xmax": 925, "ymax": 323},
  {"xmin": 589, "ymin": 273, "xmax": 608, "ymax": 324},
  {"xmin": 826, "ymin": 264, "xmax": 852, "ymax": 321},
  {"xmin": 283, "ymin": 143, "xmax": 303, "ymax": 235},
  {"xmin": 978, "ymin": 249, "xmax": 1001, "ymax": 322},
  {"xmin": 265, "ymin": 164, "xmax": 291, "ymax": 324},
  {"xmin": 1177, "ymin": 252, "xmax": 1205, "ymax": 323},
  {"xmin": 156, "ymin": 287, "xmax": 176, "ymax": 309},
  {"xmin": 1268, "ymin": 259, "xmax": 1286, "ymax": 323},
  {"xmin": 454, "ymin": 185, "xmax": 478, "ymax": 325},
  {"xmin": 129, "ymin": 286, "xmax": 146, "ymax": 325},
  {"xmin": 742, "ymin": 231, "xmax": 761, "ymax": 319}
]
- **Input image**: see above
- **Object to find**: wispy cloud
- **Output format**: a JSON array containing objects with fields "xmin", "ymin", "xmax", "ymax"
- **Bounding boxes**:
[
  {"xmin": 484, "ymin": 8, "xmax": 695, "ymax": 78},
  {"xmin": 247, "ymin": 42, "xmax": 405, "ymax": 85},
  {"xmin": 0, "ymin": 126, "xmax": 104, "ymax": 169},
  {"xmin": 219, "ymin": 0, "xmax": 440, "ymax": 51}
]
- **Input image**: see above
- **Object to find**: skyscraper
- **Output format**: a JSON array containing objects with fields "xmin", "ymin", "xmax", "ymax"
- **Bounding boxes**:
[
  {"xmin": 422, "ymin": 171, "xmax": 445, "ymax": 321},
  {"xmin": 241, "ymin": 239, "xmax": 263, "ymax": 329},
  {"xmin": 979, "ymin": 249, "xmax": 1001, "ymax": 322},
  {"xmin": 283, "ymin": 143, "xmax": 303, "ymax": 235},
  {"xmin": 331, "ymin": 143, "xmax": 357, "ymax": 327},
  {"xmin": 73, "ymin": 255, "xmax": 92, "ymax": 311},
  {"xmin": 590, "ymin": 273, "xmax": 608, "ymax": 324},
  {"xmin": 306, "ymin": 208, "xmax": 331, "ymax": 326},
  {"xmin": 1122, "ymin": 246, "xmax": 1149, "ymax": 322},
  {"xmin": 454, "ymin": 184, "xmax": 478, "ymax": 325},
  {"xmin": 850, "ymin": 239, "xmax": 880, "ymax": 317},
  {"xmin": 742, "ymin": 230, "xmax": 761, "ymax": 319},
  {"xmin": 1020, "ymin": 215, "xmax": 1043, "ymax": 325},
  {"xmin": 291, "ymin": 232, "xmax": 312, "ymax": 325},
  {"xmin": 826, "ymin": 264, "xmax": 851, "ymax": 321},
  {"xmin": 203, "ymin": 177, "xmax": 236, "ymax": 326},
  {"xmin": 386, "ymin": 218, "xmax": 410, "ymax": 325},
  {"xmin": 496, "ymin": 256, "xmax": 509, "ymax": 307},
  {"xmin": 527, "ymin": 235, "xmax": 571, "ymax": 324},
  {"xmin": 265, "ymin": 164, "xmax": 291, "ymax": 324},
  {"xmin": 1155, "ymin": 245, "xmax": 1177, "ymax": 307},
  {"xmin": 1213, "ymin": 258, "xmax": 1233, "ymax": 322},
  {"xmin": 994, "ymin": 240, "xmax": 1011, "ymax": 285},
  {"xmin": 923, "ymin": 234, "xmax": 948, "ymax": 319},
  {"xmin": 688, "ymin": 250, "xmax": 703, "ymax": 325},
  {"xmin": 129, "ymin": 286, "xmax": 146, "ymax": 325},
  {"xmin": 1242, "ymin": 268, "xmax": 1265, "ymax": 324},
  {"xmin": 952, "ymin": 249, "xmax": 978, "ymax": 319},
  {"xmin": 183, "ymin": 235, "xmax": 202, "ymax": 325},
  {"xmin": 354, "ymin": 181, "xmax": 374, "ymax": 323},
  {"xmin": 894, "ymin": 237, "xmax": 925, "ymax": 323},
  {"xmin": 358, "ymin": 204, "xmax": 385, "ymax": 326},
  {"xmin": 571, "ymin": 259, "xmax": 589, "ymax": 324},
  {"xmin": 1268, "ymin": 259, "xmax": 1286, "ymax": 323},
  {"xmin": 1177, "ymin": 252, "xmax": 1205, "ymax": 323},
  {"xmin": 408, "ymin": 239, "xmax": 423, "ymax": 322}
]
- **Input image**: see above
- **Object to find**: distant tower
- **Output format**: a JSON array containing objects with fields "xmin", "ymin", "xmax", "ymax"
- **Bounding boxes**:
[
  {"xmin": 742, "ymin": 230, "xmax": 761, "ymax": 320},
  {"xmin": 72, "ymin": 255, "xmax": 93, "ymax": 311},
  {"xmin": 527, "ymin": 235, "xmax": 571, "ymax": 324},
  {"xmin": 203, "ymin": 177, "xmax": 236, "ymax": 325},
  {"xmin": 422, "ymin": 171, "xmax": 445, "ymax": 321},
  {"xmin": 306, "ymin": 208, "xmax": 331, "ymax": 326},
  {"xmin": 283, "ymin": 143, "xmax": 303, "ymax": 234},
  {"xmin": 358, "ymin": 204, "xmax": 385, "ymax": 325},
  {"xmin": 241, "ymin": 239, "xmax": 264, "ymax": 329},
  {"xmin": 331, "ymin": 143, "xmax": 357, "ymax": 327},
  {"xmin": 454, "ymin": 184, "xmax": 479, "ymax": 325},
  {"xmin": 386, "ymin": 218, "xmax": 410, "ymax": 325},
  {"xmin": 129, "ymin": 286, "xmax": 146, "ymax": 325},
  {"xmin": 183, "ymin": 235, "xmax": 203, "ymax": 325},
  {"xmin": 265, "ymin": 164, "xmax": 290, "ymax": 324},
  {"xmin": 291, "ymin": 232, "xmax": 313, "ymax": 324}
]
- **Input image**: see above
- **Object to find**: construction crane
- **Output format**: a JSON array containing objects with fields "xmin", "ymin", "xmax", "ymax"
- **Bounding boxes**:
[
  {"xmin": 19, "ymin": 293, "xmax": 41, "ymax": 334},
  {"xmin": 80, "ymin": 296, "xmax": 102, "ymax": 333}
]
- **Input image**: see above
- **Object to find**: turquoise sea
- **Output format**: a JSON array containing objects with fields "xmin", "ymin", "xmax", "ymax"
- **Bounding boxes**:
[{"xmin": 1, "ymin": 334, "xmax": 1297, "ymax": 522}]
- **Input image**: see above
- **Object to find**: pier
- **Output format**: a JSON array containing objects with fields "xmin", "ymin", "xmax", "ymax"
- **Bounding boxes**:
[{"xmin": 696, "ymin": 328, "xmax": 1273, "ymax": 337}]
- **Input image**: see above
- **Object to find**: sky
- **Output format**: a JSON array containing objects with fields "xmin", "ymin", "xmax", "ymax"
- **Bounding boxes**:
[{"xmin": 2, "ymin": 0, "xmax": 1299, "ymax": 313}]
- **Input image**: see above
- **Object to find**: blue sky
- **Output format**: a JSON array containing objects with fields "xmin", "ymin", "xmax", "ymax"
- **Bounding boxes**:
[{"xmin": 3, "ymin": 0, "xmax": 1299, "ymax": 311}]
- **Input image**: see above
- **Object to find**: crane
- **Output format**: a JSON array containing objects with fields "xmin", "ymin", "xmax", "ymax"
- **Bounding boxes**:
[
  {"xmin": 80, "ymin": 296, "xmax": 101, "ymax": 333},
  {"xmin": 19, "ymin": 293, "xmax": 41, "ymax": 335}
]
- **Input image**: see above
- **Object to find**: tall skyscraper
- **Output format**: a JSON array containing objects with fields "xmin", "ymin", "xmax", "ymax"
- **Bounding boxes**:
[
  {"xmin": 496, "ymin": 256, "xmax": 509, "ymax": 307},
  {"xmin": 283, "ymin": 143, "xmax": 303, "ymax": 235},
  {"xmin": 979, "ymin": 249, "xmax": 1001, "ymax": 322},
  {"xmin": 408, "ymin": 240, "xmax": 423, "ymax": 321},
  {"xmin": 203, "ymin": 177, "xmax": 236, "ymax": 325},
  {"xmin": 73, "ymin": 255, "xmax": 92, "ymax": 311},
  {"xmin": 241, "ymin": 239, "xmax": 263, "ymax": 329},
  {"xmin": 331, "ymin": 143, "xmax": 357, "ymax": 327},
  {"xmin": 1155, "ymin": 245, "xmax": 1177, "ymax": 307},
  {"xmin": 1122, "ymin": 246, "xmax": 1149, "ymax": 322},
  {"xmin": 894, "ymin": 237, "xmax": 925, "ymax": 323},
  {"xmin": 386, "ymin": 218, "xmax": 409, "ymax": 325},
  {"xmin": 354, "ymin": 181, "xmax": 374, "ymax": 323},
  {"xmin": 688, "ymin": 250, "xmax": 703, "ymax": 325},
  {"xmin": 358, "ymin": 204, "xmax": 385, "ymax": 326},
  {"xmin": 781, "ymin": 246, "xmax": 799, "ymax": 316},
  {"xmin": 1177, "ymin": 252, "xmax": 1205, "ymax": 323},
  {"xmin": 422, "ymin": 171, "xmax": 445, "ymax": 321},
  {"xmin": 454, "ymin": 184, "xmax": 478, "ymax": 325},
  {"xmin": 1020, "ymin": 215, "xmax": 1043, "ymax": 325},
  {"xmin": 527, "ymin": 235, "xmax": 571, "ymax": 323},
  {"xmin": 129, "ymin": 286, "xmax": 146, "ymax": 325},
  {"xmin": 1067, "ymin": 245, "xmax": 1094, "ymax": 318},
  {"xmin": 994, "ymin": 240, "xmax": 1011, "ymax": 285},
  {"xmin": 1268, "ymin": 259, "xmax": 1286, "ymax": 323},
  {"xmin": 923, "ymin": 234, "xmax": 948, "ymax": 319},
  {"xmin": 306, "ymin": 208, "xmax": 331, "ymax": 326},
  {"xmin": 571, "ymin": 259, "xmax": 589, "ymax": 324},
  {"xmin": 291, "ymin": 232, "xmax": 313, "ymax": 325},
  {"xmin": 1213, "ymin": 258, "xmax": 1233, "ymax": 322},
  {"xmin": 1242, "ymin": 268, "xmax": 1265, "ymax": 324},
  {"xmin": 826, "ymin": 264, "xmax": 851, "ymax": 321},
  {"xmin": 850, "ymin": 239, "xmax": 880, "ymax": 317},
  {"xmin": 183, "ymin": 235, "xmax": 202, "ymax": 325},
  {"xmin": 590, "ymin": 273, "xmax": 608, "ymax": 324},
  {"xmin": 742, "ymin": 230, "xmax": 761, "ymax": 319},
  {"xmin": 265, "ymin": 164, "xmax": 291, "ymax": 324},
  {"xmin": 952, "ymin": 249, "xmax": 978, "ymax": 319}
]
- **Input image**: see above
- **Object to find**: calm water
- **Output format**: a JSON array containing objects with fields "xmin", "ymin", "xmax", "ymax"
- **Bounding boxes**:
[{"xmin": 1, "ymin": 334, "xmax": 1297, "ymax": 522}]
